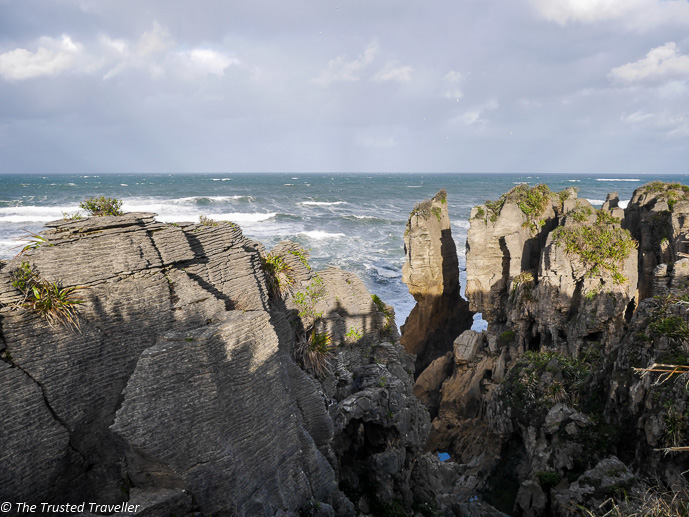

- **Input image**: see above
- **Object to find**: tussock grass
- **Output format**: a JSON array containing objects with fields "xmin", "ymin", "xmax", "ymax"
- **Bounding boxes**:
[{"xmin": 11, "ymin": 261, "xmax": 86, "ymax": 331}]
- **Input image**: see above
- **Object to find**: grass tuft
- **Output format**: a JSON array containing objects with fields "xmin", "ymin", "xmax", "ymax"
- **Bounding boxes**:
[
  {"xmin": 262, "ymin": 253, "xmax": 296, "ymax": 298},
  {"xmin": 295, "ymin": 329, "xmax": 334, "ymax": 377},
  {"xmin": 11, "ymin": 261, "xmax": 86, "ymax": 330}
]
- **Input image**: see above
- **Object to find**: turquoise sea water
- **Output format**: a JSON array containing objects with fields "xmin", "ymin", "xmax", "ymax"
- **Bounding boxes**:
[{"xmin": 2, "ymin": 172, "xmax": 687, "ymax": 325}]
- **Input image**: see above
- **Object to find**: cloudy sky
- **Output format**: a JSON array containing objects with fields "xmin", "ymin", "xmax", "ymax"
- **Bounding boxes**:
[{"xmin": 0, "ymin": 0, "xmax": 688, "ymax": 174}]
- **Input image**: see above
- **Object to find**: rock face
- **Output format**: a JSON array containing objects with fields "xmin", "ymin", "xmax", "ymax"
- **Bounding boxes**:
[
  {"xmin": 409, "ymin": 181, "xmax": 689, "ymax": 516},
  {"xmin": 401, "ymin": 190, "xmax": 473, "ymax": 374},
  {"xmin": 0, "ymin": 213, "xmax": 434, "ymax": 516}
]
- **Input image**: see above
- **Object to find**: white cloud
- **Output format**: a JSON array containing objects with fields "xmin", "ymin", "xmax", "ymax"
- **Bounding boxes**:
[
  {"xmin": 530, "ymin": 0, "xmax": 689, "ymax": 28},
  {"xmin": 622, "ymin": 109, "xmax": 689, "ymax": 137},
  {"xmin": 372, "ymin": 62, "xmax": 413, "ymax": 82},
  {"xmin": 177, "ymin": 49, "xmax": 239, "ymax": 77},
  {"xmin": 443, "ymin": 70, "xmax": 464, "ymax": 100},
  {"xmin": 457, "ymin": 99, "xmax": 499, "ymax": 126},
  {"xmin": 621, "ymin": 111, "xmax": 654, "ymax": 124},
  {"xmin": 313, "ymin": 40, "xmax": 379, "ymax": 85},
  {"xmin": 609, "ymin": 42, "xmax": 689, "ymax": 83},
  {"xmin": 0, "ymin": 35, "xmax": 83, "ymax": 80},
  {"xmin": 103, "ymin": 22, "xmax": 174, "ymax": 79}
]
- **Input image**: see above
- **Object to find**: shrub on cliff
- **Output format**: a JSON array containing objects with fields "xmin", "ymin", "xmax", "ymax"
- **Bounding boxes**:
[
  {"xmin": 294, "ymin": 329, "xmax": 333, "ymax": 377},
  {"xmin": 10, "ymin": 261, "xmax": 86, "ymax": 330},
  {"xmin": 262, "ymin": 253, "xmax": 295, "ymax": 298},
  {"xmin": 643, "ymin": 182, "xmax": 689, "ymax": 210},
  {"xmin": 481, "ymin": 183, "xmax": 561, "ymax": 230},
  {"xmin": 552, "ymin": 225, "xmax": 637, "ymax": 283},
  {"xmin": 79, "ymin": 196, "xmax": 123, "ymax": 217}
]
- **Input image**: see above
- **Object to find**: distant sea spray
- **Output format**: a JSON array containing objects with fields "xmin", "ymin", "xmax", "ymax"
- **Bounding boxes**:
[{"xmin": 1, "ymin": 172, "xmax": 686, "ymax": 326}]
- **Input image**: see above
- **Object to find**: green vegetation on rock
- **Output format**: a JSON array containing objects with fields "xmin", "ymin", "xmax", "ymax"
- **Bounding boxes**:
[
  {"xmin": 552, "ymin": 224, "xmax": 637, "ymax": 283},
  {"xmin": 479, "ymin": 183, "xmax": 564, "ymax": 231},
  {"xmin": 79, "ymin": 196, "xmax": 123, "ymax": 217},
  {"xmin": 295, "ymin": 329, "xmax": 334, "ymax": 378},
  {"xmin": 501, "ymin": 350, "xmax": 590, "ymax": 424},
  {"xmin": 262, "ymin": 253, "xmax": 296, "ymax": 298},
  {"xmin": 11, "ymin": 261, "xmax": 86, "ymax": 330}
]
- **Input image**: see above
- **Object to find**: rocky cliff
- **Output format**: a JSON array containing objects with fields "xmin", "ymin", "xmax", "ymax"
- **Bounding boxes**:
[
  {"xmin": 0, "ymin": 213, "xmax": 440, "ymax": 516},
  {"xmin": 405, "ymin": 182, "xmax": 689, "ymax": 516},
  {"xmin": 401, "ymin": 190, "xmax": 473, "ymax": 375}
]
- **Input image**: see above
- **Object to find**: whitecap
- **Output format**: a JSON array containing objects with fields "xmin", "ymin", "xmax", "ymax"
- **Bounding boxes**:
[
  {"xmin": 0, "ymin": 205, "xmax": 80, "ymax": 223},
  {"xmin": 619, "ymin": 200, "xmax": 629, "ymax": 209},
  {"xmin": 299, "ymin": 230, "xmax": 345, "ymax": 239},
  {"xmin": 596, "ymin": 178, "xmax": 640, "ymax": 182},
  {"xmin": 567, "ymin": 180, "xmax": 580, "ymax": 182},
  {"xmin": 452, "ymin": 220, "xmax": 470, "ymax": 229},
  {"xmin": 300, "ymin": 201, "xmax": 346, "ymax": 206},
  {"xmin": 586, "ymin": 199, "xmax": 606, "ymax": 205},
  {"xmin": 217, "ymin": 212, "xmax": 275, "ymax": 223},
  {"xmin": 121, "ymin": 184, "xmax": 128, "ymax": 187},
  {"xmin": 406, "ymin": 185, "xmax": 422, "ymax": 188}
]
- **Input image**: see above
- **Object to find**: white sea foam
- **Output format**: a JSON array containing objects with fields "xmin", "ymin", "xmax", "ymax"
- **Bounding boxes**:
[
  {"xmin": 567, "ymin": 180, "xmax": 580, "ymax": 182},
  {"xmin": 172, "ymin": 195, "xmax": 252, "ymax": 204},
  {"xmin": 452, "ymin": 220, "xmax": 470, "ymax": 229},
  {"xmin": 159, "ymin": 212, "xmax": 276, "ymax": 224},
  {"xmin": 596, "ymin": 179, "xmax": 640, "ymax": 182},
  {"xmin": 299, "ymin": 230, "xmax": 345, "ymax": 239},
  {"xmin": 0, "ymin": 205, "xmax": 80, "ymax": 222},
  {"xmin": 406, "ymin": 185, "xmax": 422, "ymax": 188},
  {"xmin": 300, "ymin": 201, "xmax": 346, "ymax": 206},
  {"xmin": 586, "ymin": 199, "xmax": 605, "ymax": 205},
  {"xmin": 121, "ymin": 184, "xmax": 128, "ymax": 186},
  {"xmin": 619, "ymin": 200, "xmax": 629, "ymax": 209}
]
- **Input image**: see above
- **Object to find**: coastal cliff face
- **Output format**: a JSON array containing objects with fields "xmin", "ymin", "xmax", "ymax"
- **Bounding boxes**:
[
  {"xmin": 0, "ymin": 213, "xmax": 431, "ymax": 516},
  {"xmin": 403, "ymin": 183, "xmax": 689, "ymax": 516},
  {"xmin": 401, "ymin": 190, "xmax": 473, "ymax": 375}
]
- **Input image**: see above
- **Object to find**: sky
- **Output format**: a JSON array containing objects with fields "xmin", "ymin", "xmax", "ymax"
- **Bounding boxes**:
[{"xmin": 0, "ymin": 0, "xmax": 688, "ymax": 174}]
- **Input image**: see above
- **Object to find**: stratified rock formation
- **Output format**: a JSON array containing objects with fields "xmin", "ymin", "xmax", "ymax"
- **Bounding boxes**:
[
  {"xmin": 405, "ymin": 182, "xmax": 689, "ymax": 516},
  {"xmin": 0, "ymin": 213, "xmax": 437, "ymax": 516},
  {"xmin": 401, "ymin": 190, "xmax": 473, "ymax": 374}
]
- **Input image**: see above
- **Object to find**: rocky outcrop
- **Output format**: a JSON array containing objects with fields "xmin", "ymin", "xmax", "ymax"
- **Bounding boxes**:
[
  {"xmin": 401, "ymin": 190, "xmax": 473, "ymax": 374},
  {"xmin": 466, "ymin": 184, "xmax": 567, "ymax": 323},
  {"xmin": 0, "ymin": 212, "xmax": 434, "ymax": 516},
  {"xmin": 410, "ymin": 181, "xmax": 689, "ymax": 516},
  {"xmin": 624, "ymin": 181, "xmax": 689, "ymax": 300}
]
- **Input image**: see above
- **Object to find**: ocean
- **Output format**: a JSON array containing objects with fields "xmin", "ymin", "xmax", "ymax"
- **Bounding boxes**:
[{"xmin": 2, "ymin": 172, "xmax": 687, "ymax": 326}]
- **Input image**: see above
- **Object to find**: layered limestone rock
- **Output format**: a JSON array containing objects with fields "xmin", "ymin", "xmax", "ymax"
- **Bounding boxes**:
[
  {"xmin": 401, "ymin": 189, "xmax": 473, "ymax": 374},
  {"xmin": 466, "ymin": 184, "xmax": 568, "ymax": 322},
  {"xmin": 624, "ymin": 181, "xmax": 689, "ymax": 300},
  {"xmin": 410, "ymin": 181, "xmax": 689, "ymax": 516},
  {"xmin": 533, "ymin": 207, "xmax": 638, "ymax": 355},
  {"xmin": 0, "ymin": 212, "xmax": 433, "ymax": 517}
]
